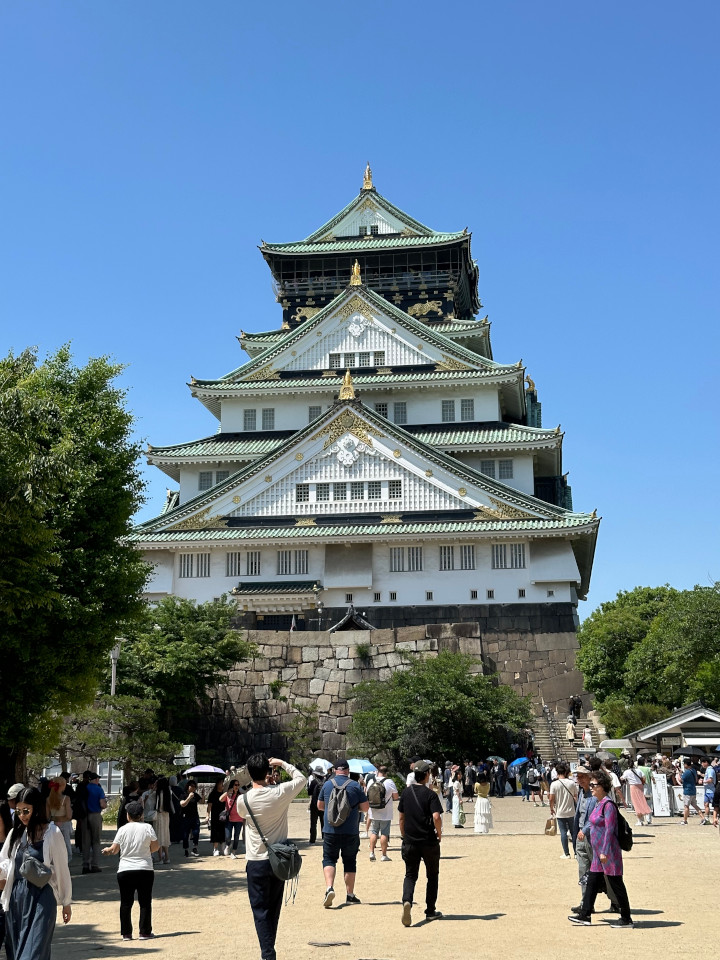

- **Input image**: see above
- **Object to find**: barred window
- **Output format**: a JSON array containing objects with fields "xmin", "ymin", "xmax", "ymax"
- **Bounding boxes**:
[
  {"xmin": 179, "ymin": 554, "xmax": 194, "ymax": 578},
  {"xmin": 294, "ymin": 550, "xmax": 308, "ymax": 575},
  {"xmin": 374, "ymin": 592, "xmax": 381, "ymax": 602},
  {"xmin": 350, "ymin": 481, "xmax": 364, "ymax": 500},
  {"xmin": 358, "ymin": 225, "xmax": 367, "ymax": 236},
  {"xmin": 345, "ymin": 593, "xmax": 353, "ymax": 604},
  {"xmin": 262, "ymin": 408, "xmax": 275, "ymax": 430},
  {"xmin": 470, "ymin": 589, "xmax": 478, "ymax": 599},
  {"xmin": 408, "ymin": 546, "xmax": 423, "ymax": 572},
  {"xmin": 243, "ymin": 409, "xmax": 257, "ymax": 431},
  {"xmin": 389, "ymin": 591, "xmax": 397, "ymax": 601},
  {"xmin": 393, "ymin": 402, "xmax": 407, "ymax": 425},
  {"xmin": 439, "ymin": 545, "xmax": 455, "ymax": 571},
  {"xmin": 358, "ymin": 352, "xmax": 371, "ymax": 366},
  {"xmin": 460, "ymin": 398, "xmax": 475, "ymax": 421},
  {"xmin": 460, "ymin": 545, "xmax": 475, "ymax": 570},
  {"xmin": 316, "ymin": 483, "xmax": 330, "ymax": 501},
  {"xmin": 388, "ymin": 479, "xmax": 402, "ymax": 499},
  {"xmin": 441, "ymin": 400, "xmax": 455, "ymax": 422},
  {"xmin": 367, "ymin": 481, "xmax": 382, "ymax": 499},
  {"xmin": 226, "ymin": 552, "xmax": 241, "ymax": 577},
  {"xmin": 246, "ymin": 551, "xmax": 261, "ymax": 577},
  {"xmin": 499, "ymin": 459, "xmax": 513, "ymax": 479},
  {"xmin": 333, "ymin": 483, "xmax": 347, "ymax": 501},
  {"xmin": 426, "ymin": 591, "xmax": 433, "ymax": 601},
  {"xmin": 277, "ymin": 550, "xmax": 292, "ymax": 576},
  {"xmin": 308, "ymin": 405, "xmax": 321, "ymax": 421},
  {"xmin": 518, "ymin": 588, "xmax": 526, "ymax": 598},
  {"xmin": 296, "ymin": 483, "xmax": 310, "ymax": 502},
  {"xmin": 480, "ymin": 460, "xmax": 496, "ymax": 478},
  {"xmin": 197, "ymin": 553, "xmax": 210, "ymax": 577},
  {"xmin": 343, "ymin": 353, "xmax": 355, "ymax": 369},
  {"xmin": 390, "ymin": 547, "xmax": 405, "ymax": 572},
  {"xmin": 374, "ymin": 351, "xmax": 385, "ymax": 366},
  {"xmin": 492, "ymin": 543, "xmax": 526, "ymax": 569},
  {"xmin": 181, "ymin": 552, "xmax": 210, "ymax": 578},
  {"xmin": 375, "ymin": 402, "xmax": 388, "ymax": 417},
  {"xmin": 370, "ymin": 224, "xmax": 379, "ymax": 235},
  {"xmin": 215, "ymin": 470, "xmax": 229, "ymax": 484},
  {"xmin": 329, "ymin": 353, "xmax": 342, "ymax": 369},
  {"xmin": 198, "ymin": 471, "xmax": 213, "ymax": 491},
  {"xmin": 486, "ymin": 589, "xmax": 494, "ymax": 599}
]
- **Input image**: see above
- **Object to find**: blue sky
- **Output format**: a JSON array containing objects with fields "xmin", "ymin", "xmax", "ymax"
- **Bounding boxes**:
[{"xmin": 2, "ymin": 2, "xmax": 718, "ymax": 616}]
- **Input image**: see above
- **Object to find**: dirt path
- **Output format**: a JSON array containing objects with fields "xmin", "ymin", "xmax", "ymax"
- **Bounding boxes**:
[{"xmin": 54, "ymin": 797, "xmax": 711, "ymax": 960}]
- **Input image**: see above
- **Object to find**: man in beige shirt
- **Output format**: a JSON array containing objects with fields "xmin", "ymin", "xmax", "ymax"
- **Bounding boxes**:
[
  {"xmin": 236, "ymin": 755, "xmax": 305, "ymax": 960},
  {"xmin": 549, "ymin": 762, "xmax": 578, "ymax": 859}
]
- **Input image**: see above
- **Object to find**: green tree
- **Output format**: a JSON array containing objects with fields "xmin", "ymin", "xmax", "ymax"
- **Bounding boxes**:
[
  {"xmin": 116, "ymin": 595, "xmax": 255, "ymax": 741},
  {"xmin": 575, "ymin": 586, "xmax": 677, "ymax": 701},
  {"xmin": 0, "ymin": 347, "xmax": 149, "ymax": 789},
  {"xmin": 286, "ymin": 703, "xmax": 322, "ymax": 768},
  {"xmin": 595, "ymin": 696, "xmax": 668, "ymax": 739},
  {"xmin": 349, "ymin": 651, "xmax": 533, "ymax": 765}
]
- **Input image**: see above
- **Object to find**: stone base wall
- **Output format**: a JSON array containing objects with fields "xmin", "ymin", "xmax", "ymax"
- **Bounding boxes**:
[{"xmin": 199, "ymin": 603, "xmax": 581, "ymax": 765}]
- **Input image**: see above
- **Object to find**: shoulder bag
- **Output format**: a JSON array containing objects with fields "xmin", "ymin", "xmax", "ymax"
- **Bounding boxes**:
[
  {"xmin": 20, "ymin": 846, "xmax": 52, "ymax": 888},
  {"xmin": 243, "ymin": 791, "xmax": 302, "ymax": 890}
]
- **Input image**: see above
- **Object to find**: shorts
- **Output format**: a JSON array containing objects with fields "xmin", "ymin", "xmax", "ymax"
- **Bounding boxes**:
[
  {"xmin": 322, "ymin": 832, "xmax": 360, "ymax": 873},
  {"xmin": 705, "ymin": 790, "xmax": 715, "ymax": 804},
  {"xmin": 369, "ymin": 819, "xmax": 391, "ymax": 838},
  {"xmin": 528, "ymin": 783, "xmax": 540, "ymax": 793},
  {"xmin": 682, "ymin": 794, "xmax": 698, "ymax": 806}
]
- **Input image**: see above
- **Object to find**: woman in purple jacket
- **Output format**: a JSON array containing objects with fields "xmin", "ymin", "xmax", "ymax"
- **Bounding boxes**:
[{"xmin": 568, "ymin": 770, "xmax": 634, "ymax": 928}]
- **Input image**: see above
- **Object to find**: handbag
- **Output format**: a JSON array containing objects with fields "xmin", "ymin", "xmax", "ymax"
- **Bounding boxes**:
[
  {"xmin": 458, "ymin": 807, "xmax": 466, "ymax": 826},
  {"xmin": 144, "ymin": 809, "xmax": 157, "ymax": 822},
  {"xmin": 20, "ymin": 852, "xmax": 52, "ymax": 888},
  {"xmin": 218, "ymin": 808, "xmax": 229, "ymax": 823},
  {"xmin": 544, "ymin": 817, "xmax": 557, "ymax": 836},
  {"xmin": 243, "ymin": 792, "xmax": 301, "ymax": 890}
]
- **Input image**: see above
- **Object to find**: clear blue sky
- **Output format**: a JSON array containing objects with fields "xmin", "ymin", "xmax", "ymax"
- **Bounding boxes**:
[{"xmin": 2, "ymin": 2, "xmax": 718, "ymax": 617}]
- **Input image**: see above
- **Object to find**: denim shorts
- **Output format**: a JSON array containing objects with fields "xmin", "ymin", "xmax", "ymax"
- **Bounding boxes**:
[
  {"xmin": 322, "ymin": 832, "xmax": 360, "ymax": 872},
  {"xmin": 369, "ymin": 819, "xmax": 391, "ymax": 838}
]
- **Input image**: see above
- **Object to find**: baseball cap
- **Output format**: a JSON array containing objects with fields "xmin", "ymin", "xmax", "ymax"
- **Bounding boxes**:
[
  {"xmin": 335, "ymin": 759, "xmax": 350, "ymax": 771},
  {"xmin": 7, "ymin": 783, "xmax": 24, "ymax": 800},
  {"xmin": 84, "ymin": 770, "xmax": 100, "ymax": 781},
  {"xmin": 414, "ymin": 760, "xmax": 432, "ymax": 774}
]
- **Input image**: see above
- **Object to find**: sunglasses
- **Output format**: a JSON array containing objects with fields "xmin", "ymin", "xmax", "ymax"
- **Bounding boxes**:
[{"xmin": 16, "ymin": 807, "xmax": 33, "ymax": 816}]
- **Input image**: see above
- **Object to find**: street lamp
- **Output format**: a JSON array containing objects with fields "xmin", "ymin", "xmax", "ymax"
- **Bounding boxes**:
[{"xmin": 106, "ymin": 639, "xmax": 123, "ymax": 795}]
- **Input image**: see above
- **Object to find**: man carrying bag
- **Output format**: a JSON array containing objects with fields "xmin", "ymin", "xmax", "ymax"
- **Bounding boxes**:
[{"xmin": 236, "ymin": 755, "xmax": 305, "ymax": 960}]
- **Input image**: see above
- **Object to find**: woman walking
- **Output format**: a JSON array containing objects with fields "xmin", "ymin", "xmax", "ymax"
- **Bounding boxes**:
[
  {"xmin": 206, "ymin": 777, "xmax": 226, "ymax": 856},
  {"xmin": 473, "ymin": 772, "xmax": 493, "ymax": 834},
  {"xmin": 566, "ymin": 718, "xmax": 576, "ymax": 745},
  {"xmin": 102, "ymin": 800, "xmax": 160, "ymax": 941},
  {"xmin": 219, "ymin": 780, "xmax": 244, "ymax": 858},
  {"xmin": 0, "ymin": 787, "xmax": 72, "ymax": 959},
  {"xmin": 621, "ymin": 760, "xmax": 652, "ymax": 826},
  {"xmin": 451, "ymin": 769, "xmax": 465, "ymax": 828},
  {"xmin": 153, "ymin": 778, "xmax": 175, "ymax": 864},
  {"xmin": 582, "ymin": 726, "xmax": 593, "ymax": 750},
  {"xmin": 46, "ymin": 778, "xmax": 73, "ymax": 865},
  {"xmin": 568, "ymin": 770, "xmax": 633, "ymax": 928}
]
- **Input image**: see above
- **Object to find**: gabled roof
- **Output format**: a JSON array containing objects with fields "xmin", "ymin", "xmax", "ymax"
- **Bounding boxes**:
[
  {"xmin": 629, "ymin": 702, "xmax": 720, "ymax": 743},
  {"xmin": 208, "ymin": 285, "xmax": 516, "ymax": 386},
  {"xmin": 304, "ymin": 188, "xmax": 437, "ymax": 242}
]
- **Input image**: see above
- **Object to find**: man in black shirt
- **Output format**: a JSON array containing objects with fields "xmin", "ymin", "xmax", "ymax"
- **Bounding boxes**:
[{"xmin": 397, "ymin": 760, "xmax": 443, "ymax": 927}]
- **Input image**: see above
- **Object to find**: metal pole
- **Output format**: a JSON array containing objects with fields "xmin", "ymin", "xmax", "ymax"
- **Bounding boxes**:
[{"xmin": 107, "ymin": 640, "xmax": 123, "ymax": 796}]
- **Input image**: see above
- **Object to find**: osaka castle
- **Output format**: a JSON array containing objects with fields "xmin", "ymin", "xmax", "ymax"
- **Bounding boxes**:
[{"xmin": 134, "ymin": 165, "xmax": 599, "ymax": 631}]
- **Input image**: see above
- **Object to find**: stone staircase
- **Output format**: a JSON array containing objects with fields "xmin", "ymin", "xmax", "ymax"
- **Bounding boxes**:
[{"xmin": 531, "ymin": 704, "xmax": 577, "ymax": 765}]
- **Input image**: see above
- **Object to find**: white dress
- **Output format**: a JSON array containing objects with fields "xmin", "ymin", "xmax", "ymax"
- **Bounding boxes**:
[
  {"xmin": 473, "ymin": 788, "xmax": 493, "ymax": 834},
  {"xmin": 451, "ymin": 780, "xmax": 463, "ymax": 826}
]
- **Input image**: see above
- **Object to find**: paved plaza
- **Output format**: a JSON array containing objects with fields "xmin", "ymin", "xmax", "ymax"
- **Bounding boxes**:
[{"xmin": 54, "ymin": 797, "xmax": 710, "ymax": 960}]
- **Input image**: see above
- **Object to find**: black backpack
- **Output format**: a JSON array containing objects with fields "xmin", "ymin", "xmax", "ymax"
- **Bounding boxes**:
[
  {"xmin": 367, "ymin": 777, "xmax": 388, "ymax": 810},
  {"xmin": 606, "ymin": 799, "xmax": 633, "ymax": 852}
]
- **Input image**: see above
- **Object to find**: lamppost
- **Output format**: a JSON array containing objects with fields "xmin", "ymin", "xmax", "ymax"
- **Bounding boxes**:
[{"xmin": 106, "ymin": 639, "xmax": 123, "ymax": 795}]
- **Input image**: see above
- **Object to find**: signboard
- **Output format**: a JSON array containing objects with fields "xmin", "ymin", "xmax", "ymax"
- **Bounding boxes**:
[
  {"xmin": 650, "ymin": 772, "xmax": 671, "ymax": 817},
  {"xmin": 174, "ymin": 744, "xmax": 196, "ymax": 767},
  {"xmin": 661, "ymin": 736, "xmax": 681, "ymax": 747}
]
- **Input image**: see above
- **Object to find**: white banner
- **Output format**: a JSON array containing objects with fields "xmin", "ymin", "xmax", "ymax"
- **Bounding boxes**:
[{"xmin": 651, "ymin": 772, "xmax": 671, "ymax": 817}]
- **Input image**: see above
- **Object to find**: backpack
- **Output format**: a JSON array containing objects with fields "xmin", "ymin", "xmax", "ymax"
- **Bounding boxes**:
[
  {"xmin": 326, "ymin": 777, "xmax": 353, "ymax": 827},
  {"xmin": 367, "ymin": 777, "xmax": 388, "ymax": 810},
  {"xmin": 527, "ymin": 767, "xmax": 539, "ymax": 784},
  {"xmin": 605, "ymin": 799, "xmax": 633, "ymax": 852}
]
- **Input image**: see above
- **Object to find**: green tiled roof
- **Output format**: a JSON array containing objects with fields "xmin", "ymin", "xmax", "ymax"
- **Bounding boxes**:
[
  {"xmin": 262, "ymin": 232, "xmax": 466, "ymax": 255},
  {"xmin": 301, "ymin": 189, "xmax": 438, "ymax": 242},
  {"xmin": 148, "ymin": 435, "xmax": 288, "ymax": 459},
  {"xmin": 131, "ymin": 515, "xmax": 596, "ymax": 544},
  {"xmin": 410, "ymin": 425, "xmax": 561, "ymax": 447},
  {"xmin": 231, "ymin": 580, "xmax": 320, "ymax": 595},
  {"xmin": 193, "ymin": 368, "xmax": 518, "ymax": 392},
  {"xmin": 240, "ymin": 330, "xmax": 284, "ymax": 342}
]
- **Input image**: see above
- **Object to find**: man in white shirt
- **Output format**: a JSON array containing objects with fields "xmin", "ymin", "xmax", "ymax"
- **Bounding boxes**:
[
  {"xmin": 549, "ymin": 763, "xmax": 578, "ymax": 859},
  {"xmin": 366, "ymin": 765, "xmax": 399, "ymax": 863},
  {"xmin": 236, "ymin": 755, "xmax": 305, "ymax": 960}
]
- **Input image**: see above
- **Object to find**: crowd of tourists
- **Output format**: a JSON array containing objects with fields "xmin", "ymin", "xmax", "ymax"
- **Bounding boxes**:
[{"xmin": 0, "ymin": 746, "xmax": 718, "ymax": 958}]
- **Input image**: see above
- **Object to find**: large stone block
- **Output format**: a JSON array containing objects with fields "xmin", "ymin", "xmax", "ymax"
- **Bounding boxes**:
[
  {"xmin": 338, "ymin": 659, "xmax": 354, "ymax": 670},
  {"xmin": 344, "ymin": 669, "xmax": 362, "ymax": 682},
  {"xmin": 336, "ymin": 715, "xmax": 352, "ymax": 734},
  {"xmin": 309, "ymin": 678, "xmax": 326, "ymax": 695},
  {"xmin": 302, "ymin": 646, "xmax": 319, "ymax": 662},
  {"xmin": 281, "ymin": 667, "xmax": 298, "ymax": 681},
  {"xmin": 297, "ymin": 664, "xmax": 315, "ymax": 679}
]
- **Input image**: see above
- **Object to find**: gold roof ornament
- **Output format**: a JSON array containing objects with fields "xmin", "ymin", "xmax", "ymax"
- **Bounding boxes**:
[
  {"xmin": 349, "ymin": 259, "xmax": 362, "ymax": 286},
  {"xmin": 339, "ymin": 370, "xmax": 355, "ymax": 400},
  {"xmin": 362, "ymin": 162, "xmax": 373, "ymax": 191},
  {"xmin": 525, "ymin": 374, "xmax": 536, "ymax": 392}
]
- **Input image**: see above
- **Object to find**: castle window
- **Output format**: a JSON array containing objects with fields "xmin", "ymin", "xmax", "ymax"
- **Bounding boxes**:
[
  {"xmin": 358, "ymin": 226, "xmax": 367, "ymax": 236},
  {"xmin": 460, "ymin": 545, "xmax": 475, "ymax": 570},
  {"xmin": 295, "ymin": 483, "xmax": 309, "ymax": 502},
  {"xmin": 375, "ymin": 402, "xmax": 388, "ymax": 417},
  {"xmin": 393, "ymin": 402, "xmax": 407, "ymax": 425},
  {"xmin": 333, "ymin": 483, "xmax": 347, "ymax": 501},
  {"xmin": 350, "ymin": 482, "xmax": 365, "ymax": 500},
  {"xmin": 374, "ymin": 592, "xmax": 381, "ymax": 602},
  {"xmin": 442, "ymin": 400, "xmax": 456, "ymax": 422},
  {"xmin": 390, "ymin": 547, "xmax": 405, "ymax": 572},
  {"xmin": 388, "ymin": 480, "xmax": 402, "ymax": 499},
  {"xmin": 345, "ymin": 593, "xmax": 353, "ymax": 604},
  {"xmin": 316, "ymin": 483, "xmax": 330, "ymax": 502},
  {"xmin": 329, "ymin": 353, "xmax": 342, "ymax": 369},
  {"xmin": 294, "ymin": 550, "xmax": 308, "ymax": 575},
  {"xmin": 246, "ymin": 551, "xmax": 261, "ymax": 577},
  {"xmin": 547, "ymin": 589, "xmax": 555, "ymax": 597},
  {"xmin": 198, "ymin": 471, "xmax": 213, "ymax": 491},
  {"xmin": 277, "ymin": 550, "xmax": 292, "ymax": 576},
  {"xmin": 370, "ymin": 224, "xmax": 379, "ymax": 235},
  {"xmin": 343, "ymin": 353, "xmax": 355, "ymax": 368},
  {"xmin": 308, "ymin": 405, "xmax": 321, "ymax": 421},
  {"xmin": 262, "ymin": 408, "xmax": 275, "ymax": 430},
  {"xmin": 499, "ymin": 460, "xmax": 513, "ymax": 480},
  {"xmin": 426, "ymin": 591, "xmax": 433, "ymax": 601},
  {"xmin": 408, "ymin": 546, "xmax": 423, "ymax": 572},
  {"xmin": 179, "ymin": 553, "xmax": 210, "ymax": 578},
  {"xmin": 480, "ymin": 460, "xmax": 496, "ymax": 478},
  {"xmin": 373, "ymin": 351, "xmax": 385, "ymax": 366},
  {"xmin": 486, "ymin": 589, "xmax": 494, "ymax": 599},
  {"xmin": 358, "ymin": 352, "xmax": 371, "ymax": 366},
  {"xmin": 460, "ymin": 398, "xmax": 475, "ymax": 421},
  {"xmin": 367, "ymin": 481, "xmax": 382, "ymax": 499},
  {"xmin": 470, "ymin": 589, "xmax": 478, "ymax": 600},
  {"xmin": 518, "ymin": 588, "xmax": 526, "ymax": 598},
  {"xmin": 493, "ymin": 543, "xmax": 526, "ymax": 569},
  {"xmin": 439, "ymin": 545, "xmax": 455, "ymax": 571},
  {"xmin": 215, "ymin": 470, "xmax": 229, "ymax": 484},
  {"xmin": 243, "ymin": 409, "xmax": 257, "ymax": 431},
  {"xmin": 389, "ymin": 591, "xmax": 397, "ymax": 601},
  {"xmin": 226, "ymin": 552, "xmax": 241, "ymax": 577}
]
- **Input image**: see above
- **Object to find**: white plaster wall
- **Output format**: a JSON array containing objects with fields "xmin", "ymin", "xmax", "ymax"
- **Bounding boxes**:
[
  {"xmin": 457, "ymin": 454, "xmax": 535, "ymax": 495},
  {"xmin": 179, "ymin": 464, "xmax": 247, "ymax": 505}
]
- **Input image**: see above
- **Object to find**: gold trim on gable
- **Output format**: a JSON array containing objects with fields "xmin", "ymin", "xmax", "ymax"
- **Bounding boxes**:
[
  {"xmin": 315, "ymin": 409, "xmax": 384, "ymax": 449},
  {"xmin": 380, "ymin": 515, "xmax": 402, "ymax": 524},
  {"xmin": 245, "ymin": 364, "xmax": 280, "ymax": 381},
  {"xmin": 435, "ymin": 354, "xmax": 471, "ymax": 371}
]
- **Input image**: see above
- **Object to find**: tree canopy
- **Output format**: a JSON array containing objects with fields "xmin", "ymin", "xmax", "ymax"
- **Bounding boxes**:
[
  {"xmin": 576, "ymin": 583, "xmax": 720, "ymax": 736},
  {"xmin": 349, "ymin": 651, "xmax": 533, "ymax": 765},
  {"xmin": 0, "ymin": 347, "xmax": 149, "ymax": 787}
]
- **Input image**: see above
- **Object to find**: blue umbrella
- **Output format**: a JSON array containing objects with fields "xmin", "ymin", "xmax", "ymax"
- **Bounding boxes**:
[
  {"xmin": 348, "ymin": 758, "xmax": 377, "ymax": 775},
  {"xmin": 508, "ymin": 757, "xmax": 530, "ymax": 770}
]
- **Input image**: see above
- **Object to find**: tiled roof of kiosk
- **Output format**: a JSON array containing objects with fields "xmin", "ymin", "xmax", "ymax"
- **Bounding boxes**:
[
  {"xmin": 261, "ymin": 232, "xmax": 467, "ymax": 255},
  {"xmin": 147, "ymin": 423, "xmax": 559, "ymax": 461},
  {"xmin": 131, "ymin": 515, "xmax": 596, "ymax": 544},
  {"xmin": 231, "ymin": 580, "xmax": 319, "ymax": 595}
]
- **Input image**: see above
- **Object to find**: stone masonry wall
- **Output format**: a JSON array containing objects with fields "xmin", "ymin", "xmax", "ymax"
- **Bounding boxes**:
[{"xmin": 199, "ymin": 603, "xmax": 581, "ymax": 765}]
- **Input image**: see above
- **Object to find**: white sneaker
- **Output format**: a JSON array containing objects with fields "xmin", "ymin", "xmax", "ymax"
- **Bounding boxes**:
[
  {"xmin": 369, "ymin": 852, "xmax": 376, "ymax": 861},
  {"xmin": 381, "ymin": 855, "xmax": 392, "ymax": 862},
  {"xmin": 230, "ymin": 852, "xmax": 238, "ymax": 859},
  {"xmin": 213, "ymin": 849, "xmax": 220, "ymax": 856},
  {"xmin": 635, "ymin": 821, "xmax": 643, "ymax": 826},
  {"xmin": 223, "ymin": 845, "xmax": 230, "ymax": 856},
  {"xmin": 560, "ymin": 854, "xmax": 571, "ymax": 859}
]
